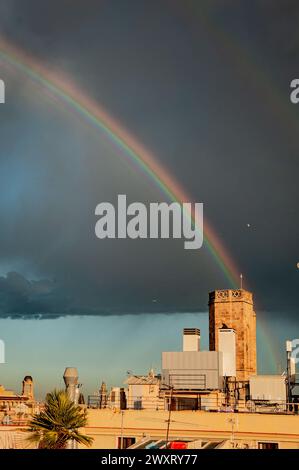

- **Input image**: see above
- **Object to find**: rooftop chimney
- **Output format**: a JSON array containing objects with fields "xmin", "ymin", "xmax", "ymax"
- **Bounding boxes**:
[{"xmin": 183, "ymin": 328, "xmax": 200, "ymax": 352}]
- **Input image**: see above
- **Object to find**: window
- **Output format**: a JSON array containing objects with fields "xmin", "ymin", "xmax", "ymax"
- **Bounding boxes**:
[
  {"xmin": 258, "ymin": 442, "xmax": 279, "ymax": 450},
  {"xmin": 117, "ymin": 437, "xmax": 136, "ymax": 449}
]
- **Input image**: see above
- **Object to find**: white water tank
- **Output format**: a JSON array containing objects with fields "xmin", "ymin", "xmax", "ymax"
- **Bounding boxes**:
[{"xmin": 218, "ymin": 328, "xmax": 236, "ymax": 377}]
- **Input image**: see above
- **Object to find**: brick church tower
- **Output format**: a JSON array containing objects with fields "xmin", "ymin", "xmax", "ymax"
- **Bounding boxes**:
[{"xmin": 209, "ymin": 289, "xmax": 256, "ymax": 381}]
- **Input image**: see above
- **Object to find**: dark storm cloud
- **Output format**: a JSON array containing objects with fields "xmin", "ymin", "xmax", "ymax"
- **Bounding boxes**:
[
  {"xmin": 0, "ymin": 271, "xmax": 57, "ymax": 317},
  {"xmin": 0, "ymin": 271, "xmax": 203, "ymax": 319},
  {"xmin": 0, "ymin": 0, "xmax": 298, "ymax": 319}
]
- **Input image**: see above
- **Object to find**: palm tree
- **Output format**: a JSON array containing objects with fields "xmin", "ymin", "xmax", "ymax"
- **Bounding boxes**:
[{"xmin": 27, "ymin": 390, "xmax": 93, "ymax": 449}]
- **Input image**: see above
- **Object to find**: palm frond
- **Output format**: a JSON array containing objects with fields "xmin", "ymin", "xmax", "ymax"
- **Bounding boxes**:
[{"xmin": 27, "ymin": 389, "xmax": 93, "ymax": 449}]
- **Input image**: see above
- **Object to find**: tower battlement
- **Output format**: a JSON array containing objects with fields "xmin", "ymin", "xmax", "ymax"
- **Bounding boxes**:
[{"xmin": 209, "ymin": 289, "xmax": 253, "ymax": 305}]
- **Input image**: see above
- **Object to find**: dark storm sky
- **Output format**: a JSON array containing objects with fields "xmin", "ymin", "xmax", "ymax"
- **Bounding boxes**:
[{"xmin": 0, "ymin": 0, "xmax": 298, "ymax": 319}]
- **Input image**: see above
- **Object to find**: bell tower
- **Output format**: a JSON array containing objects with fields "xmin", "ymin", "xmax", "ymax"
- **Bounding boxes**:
[
  {"xmin": 22, "ymin": 375, "xmax": 34, "ymax": 400},
  {"xmin": 209, "ymin": 289, "xmax": 256, "ymax": 381}
]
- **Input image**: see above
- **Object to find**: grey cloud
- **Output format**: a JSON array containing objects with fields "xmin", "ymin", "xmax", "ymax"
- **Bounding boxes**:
[{"xmin": 0, "ymin": 272, "xmax": 58, "ymax": 316}]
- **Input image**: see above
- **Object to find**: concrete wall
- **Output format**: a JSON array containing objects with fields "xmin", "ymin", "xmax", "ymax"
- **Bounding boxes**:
[
  {"xmin": 0, "ymin": 409, "xmax": 299, "ymax": 449},
  {"xmin": 83, "ymin": 408, "xmax": 299, "ymax": 449}
]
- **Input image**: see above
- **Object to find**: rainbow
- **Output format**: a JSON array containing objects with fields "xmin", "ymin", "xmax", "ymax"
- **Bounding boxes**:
[{"xmin": 0, "ymin": 36, "xmax": 240, "ymax": 287}]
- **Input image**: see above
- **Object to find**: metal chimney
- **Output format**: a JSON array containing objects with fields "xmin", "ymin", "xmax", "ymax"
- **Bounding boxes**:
[{"xmin": 63, "ymin": 367, "xmax": 80, "ymax": 404}]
